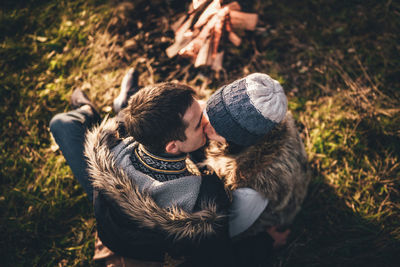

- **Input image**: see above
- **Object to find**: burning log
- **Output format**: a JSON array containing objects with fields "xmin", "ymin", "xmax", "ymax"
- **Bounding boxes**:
[{"xmin": 166, "ymin": 0, "xmax": 258, "ymax": 70}]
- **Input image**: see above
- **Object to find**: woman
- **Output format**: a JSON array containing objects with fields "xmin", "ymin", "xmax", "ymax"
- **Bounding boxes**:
[{"xmin": 203, "ymin": 73, "xmax": 311, "ymax": 251}]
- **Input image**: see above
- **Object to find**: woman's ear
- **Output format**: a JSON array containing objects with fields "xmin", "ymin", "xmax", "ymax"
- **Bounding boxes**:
[{"xmin": 165, "ymin": 141, "xmax": 180, "ymax": 155}]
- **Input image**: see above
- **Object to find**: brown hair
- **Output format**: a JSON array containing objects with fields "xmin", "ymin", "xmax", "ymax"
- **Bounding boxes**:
[{"xmin": 122, "ymin": 82, "xmax": 195, "ymax": 153}]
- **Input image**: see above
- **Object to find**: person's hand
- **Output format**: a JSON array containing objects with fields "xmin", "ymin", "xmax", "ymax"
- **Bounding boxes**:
[{"xmin": 266, "ymin": 226, "xmax": 290, "ymax": 248}]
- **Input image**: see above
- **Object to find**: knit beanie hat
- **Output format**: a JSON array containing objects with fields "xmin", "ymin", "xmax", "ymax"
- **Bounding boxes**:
[{"xmin": 206, "ymin": 73, "xmax": 288, "ymax": 147}]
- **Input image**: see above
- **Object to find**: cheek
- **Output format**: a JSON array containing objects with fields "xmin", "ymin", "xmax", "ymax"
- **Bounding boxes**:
[
  {"xmin": 204, "ymin": 123, "xmax": 216, "ymax": 139},
  {"xmin": 194, "ymin": 131, "xmax": 204, "ymax": 143},
  {"xmin": 194, "ymin": 130, "xmax": 205, "ymax": 145},
  {"xmin": 185, "ymin": 130, "xmax": 202, "ymax": 146}
]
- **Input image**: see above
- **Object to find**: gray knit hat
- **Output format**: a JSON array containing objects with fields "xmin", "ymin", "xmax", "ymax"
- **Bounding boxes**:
[{"xmin": 206, "ymin": 73, "xmax": 288, "ymax": 146}]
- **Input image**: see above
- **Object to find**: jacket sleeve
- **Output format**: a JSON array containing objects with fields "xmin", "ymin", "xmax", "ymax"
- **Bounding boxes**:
[
  {"xmin": 93, "ymin": 190, "xmax": 167, "ymax": 262},
  {"xmin": 169, "ymin": 173, "xmax": 236, "ymax": 266}
]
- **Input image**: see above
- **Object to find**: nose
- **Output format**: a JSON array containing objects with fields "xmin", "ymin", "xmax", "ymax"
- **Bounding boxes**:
[
  {"xmin": 203, "ymin": 121, "xmax": 213, "ymax": 137},
  {"xmin": 201, "ymin": 110, "xmax": 210, "ymax": 130},
  {"xmin": 203, "ymin": 120, "xmax": 226, "ymax": 143}
]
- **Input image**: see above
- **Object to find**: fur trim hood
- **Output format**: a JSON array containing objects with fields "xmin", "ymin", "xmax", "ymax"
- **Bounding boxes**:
[
  {"xmin": 84, "ymin": 117, "xmax": 226, "ymax": 241},
  {"xmin": 205, "ymin": 112, "xmax": 311, "ymax": 217}
]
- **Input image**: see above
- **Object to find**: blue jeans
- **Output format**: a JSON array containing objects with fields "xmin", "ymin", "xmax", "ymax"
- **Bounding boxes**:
[{"xmin": 49, "ymin": 108, "xmax": 101, "ymax": 202}]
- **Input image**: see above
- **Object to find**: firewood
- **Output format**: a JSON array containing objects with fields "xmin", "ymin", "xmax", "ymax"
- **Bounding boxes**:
[
  {"xmin": 171, "ymin": 15, "xmax": 188, "ymax": 33},
  {"xmin": 228, "ymin": 31, "xmax": 241, "ymax": 46},
  {"xmin": 225, "ymin": 1, "xmax": 241, "ymax": 11},
  {"xmin": 179, "ymin": 13, "xmax": 218, "ymax": 58},
  {"xmin": 166, "ymin": 35, "xmax": 193, "ymax": 58},
  {"xmin": 194, "ymin": 0, "xmax": 221, "ymax": 29},
  {"xmin": 211, "ymin": 51, "xmax": 224, "ymax": 71},
  {"xmin": 211, "ymin": 7, "xmax": 227, "ymax": 59},
  {"xmin": 192, "ymin": 0, "xmax": 211, "ymax": 11},
  {"xmin": 175, "ymin": 13, "xmax": 195, "ymax": 38},
  {"xmin": 195, "ymin": 37, "xmax": 211, "ymax": 67},
  {"xmin": 229, "ymin": 10, "xmax": 258, "ymax": 31},
  {"xmin": 166, "ymin": 14, "xmax": 196, "ymax": 58},
  {"xmin": 166, "ymin": 0, "xmax": 258, "ymax": 69}
]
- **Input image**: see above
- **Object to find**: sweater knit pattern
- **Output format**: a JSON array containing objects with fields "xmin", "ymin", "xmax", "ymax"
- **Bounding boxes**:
[{"xmin": 129, "ymin": 144, "xmax": 191, "ymax": 182}]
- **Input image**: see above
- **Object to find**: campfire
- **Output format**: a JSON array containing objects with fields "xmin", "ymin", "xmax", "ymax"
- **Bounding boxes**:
[{"xmin": 166, "ymin": 0, "xmax": 258, "ymax": 70}]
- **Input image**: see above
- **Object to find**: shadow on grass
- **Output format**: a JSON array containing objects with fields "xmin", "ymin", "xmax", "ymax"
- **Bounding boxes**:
[
  {"xmin": 276, "ymin": 179, "xmax": 399, "ymax": 267},
  {"xmin": 0, "ymin": 183, "xmax": 98, "ymax": 266}
]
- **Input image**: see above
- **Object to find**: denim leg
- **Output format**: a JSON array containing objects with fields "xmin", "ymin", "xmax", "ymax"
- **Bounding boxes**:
[{"xmin": 49, "ymin": 108, "xmax": 100, "ymax": 202}]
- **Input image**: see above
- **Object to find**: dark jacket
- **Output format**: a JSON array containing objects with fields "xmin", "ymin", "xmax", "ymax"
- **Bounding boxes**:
[
  {"xmin": 84, "ymin": 117, "xmax": 232, "ymax": 265},
  {"xmin": 205, "ymin": 112, "xmax": 311, "ymax": 237}
]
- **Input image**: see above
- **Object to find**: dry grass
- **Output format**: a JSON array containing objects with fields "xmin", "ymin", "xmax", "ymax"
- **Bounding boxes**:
[{"xmin": 0, "ymin": 0, "xmax": 399, "ymax": 266}]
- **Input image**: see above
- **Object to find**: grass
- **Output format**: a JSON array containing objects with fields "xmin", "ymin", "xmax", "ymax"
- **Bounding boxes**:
[{"xmin": 1, "ymin": 0, "xmax": 399, "ymax": 266}]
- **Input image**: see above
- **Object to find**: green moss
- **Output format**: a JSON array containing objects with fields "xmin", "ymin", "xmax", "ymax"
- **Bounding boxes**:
[{"xmin": 1, "ymin": 0, "xmax": 399, "ymax": 266}]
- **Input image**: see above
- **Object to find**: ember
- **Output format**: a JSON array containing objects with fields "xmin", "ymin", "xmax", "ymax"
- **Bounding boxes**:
[{"xmin": 166, "ymin": 0, "xmax": 258, "ymax": 70}]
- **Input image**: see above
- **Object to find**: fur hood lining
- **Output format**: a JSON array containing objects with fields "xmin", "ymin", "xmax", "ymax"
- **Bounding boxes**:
[{"xmin": 85, "ymin": 117, "xmax": 226, "ymax": 241}]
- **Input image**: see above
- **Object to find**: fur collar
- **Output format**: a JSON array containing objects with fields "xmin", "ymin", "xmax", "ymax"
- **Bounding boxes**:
[
  {"xmin": 205, "ymin": 112, "xmax": 310, "ymax": 211},
  {"xmin": 84, "ymin": 117, "xmax": 226, "ymax": 241}
]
